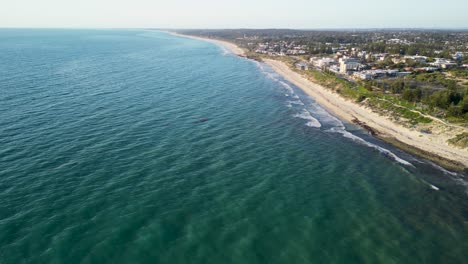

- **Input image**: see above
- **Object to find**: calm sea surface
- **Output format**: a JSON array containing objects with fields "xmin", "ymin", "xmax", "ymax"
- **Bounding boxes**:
[{"xmin": 0, "ymin": 29, "xmax": 467, "ymax": 263}]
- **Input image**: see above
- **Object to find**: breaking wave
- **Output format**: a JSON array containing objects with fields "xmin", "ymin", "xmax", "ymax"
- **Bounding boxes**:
[
  {"xmin": 328, "ymin": 127, "xmax": 413, "ymax": 167},
  {"xmin": 257, "ymin": 61, "xmax": 413, "ymax": 167},
  {"xmin": 293, "ymin": 109, "xmax": 322, "ymax": 128}
]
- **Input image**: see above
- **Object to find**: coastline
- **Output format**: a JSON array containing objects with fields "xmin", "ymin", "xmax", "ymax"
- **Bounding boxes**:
[
  {"xmin": 169, "ymin": 32, "xmax": 246, "ymax": 56},
  {"xmin": 264, "ymin": 59, "xmax": 468, "ymax": 170},
  {"xmin": 171, "ymin": 32, "xmax": 468, "ymax": 171}
]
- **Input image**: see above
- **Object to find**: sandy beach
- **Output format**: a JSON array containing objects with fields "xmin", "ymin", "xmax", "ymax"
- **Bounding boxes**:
[
  {"xmin": 172, "ymin": 32, "xmax": 468, "ymax": 169},
  {"xmin": 264, "ymin": 59, "xmax": 468, "ymax": 168},
  {"xmin": 169, "ymin": 32, "xmax": 246, "ymax": 56}
]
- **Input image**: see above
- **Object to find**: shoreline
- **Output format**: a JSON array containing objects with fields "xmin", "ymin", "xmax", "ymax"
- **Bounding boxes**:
[
  {"xmin": 168, "ymin": 32, "xmax": 246, "ymax": 56},
  {"xmin": 171, "ymin": 32, "xmax": 468, "ymax": 171},
  {"xmin": 265, "ymin": 59, "xmax": 467, "ymax": 171}
]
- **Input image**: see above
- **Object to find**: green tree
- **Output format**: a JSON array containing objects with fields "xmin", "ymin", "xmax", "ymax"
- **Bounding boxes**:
[{"xmin": 429, "ymin": 90, "xmax": 451, "ymax": 109}]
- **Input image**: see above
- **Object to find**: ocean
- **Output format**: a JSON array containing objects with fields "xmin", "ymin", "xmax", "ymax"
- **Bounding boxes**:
[{"xmin": 0, "ymin": 29, "xmax": 466, "ymax": 263}]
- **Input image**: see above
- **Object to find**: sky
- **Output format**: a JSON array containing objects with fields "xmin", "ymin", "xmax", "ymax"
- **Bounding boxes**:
[{"xmin": 1, "ymin": 0, "xmax": 467, "ymax": 29}]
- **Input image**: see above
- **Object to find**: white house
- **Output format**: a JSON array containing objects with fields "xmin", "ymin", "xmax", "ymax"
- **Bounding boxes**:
[
  {"xmin": 311, "ymin": 57, "xmax": 337, "ymax": 68},
  {"xmin": 430, "ymin": 58, "xmax": 457, "ymax": 69},
  {"xmin": 295, "ymin": 62, "xmax": 309, "ymax": 71},
  {"xmin": 404, "ymin": 55, "xmax": 427, "ymax": 64}
]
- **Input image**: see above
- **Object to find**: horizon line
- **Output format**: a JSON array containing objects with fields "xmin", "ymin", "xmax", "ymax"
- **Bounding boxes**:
[{"xmin": 0, "ymin": 26, "xmax": 468, "ymax": 31}]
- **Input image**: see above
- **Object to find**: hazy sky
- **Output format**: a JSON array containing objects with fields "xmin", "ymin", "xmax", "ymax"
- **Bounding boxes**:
[{"xmin": 1, "ymin": 0, "xmax": 467, "ymax": 29}]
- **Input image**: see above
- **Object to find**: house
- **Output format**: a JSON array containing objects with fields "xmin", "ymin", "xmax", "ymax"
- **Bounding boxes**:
[
  {"xmin": 311, "ymin": 57, "xmax": 337, "ymax": 68},
  {"xmin": 372, "ymin": 53, "xmax": 388, "ymax": 61},
  {"xmin": 353, "ymin": 70, "xmax": 410, "ymax": 80},
  {"xmin": 357, "ymin": 51, "xmax": 367, "ymax": 58},
  {"xmin": 391, "ymin": 56, "xmax": 404, "ymax": 64},
  {"xmin": 387, "ymin": 38, "xmax": 402, "ymax": 44},
  {"xmin": 453, "ymin": 52, "xmax": 464, "ymax": 61},
  {"xmin": 354, "ymin": 71, "xmax": 373, "ymax": 80},
  {"xmin": 404, "ymin": 55, "xmax": 427, "ymax": 64},
  {"xmin": 430, "ymin": 58, "xmax": 457, "ymax": 69},
  {"xmin": 396, "ymin": 72, "xmax": 412, "ymax": 77},
  {"xmin": 415, "ymin": 67, "xmax": 438, "ymax": 72},
  {"xmin": 287, "ymin": 49, "xmax": 307, "ymax": 55},
  {"xmin": 386, "ymin": 70, "xmax": 399, "ymax": 77},
  {"xmin": 295, "ymin": 62, "xmax": 309, "ymax": 71}
]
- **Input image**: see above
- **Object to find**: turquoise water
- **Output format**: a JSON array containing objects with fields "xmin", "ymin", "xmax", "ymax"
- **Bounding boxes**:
[{"xmin": 0, "ymin": 29, "xmax": 467, "ymax": 263}]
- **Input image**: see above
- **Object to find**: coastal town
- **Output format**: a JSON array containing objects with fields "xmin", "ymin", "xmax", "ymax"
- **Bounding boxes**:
[
  {"xmin": 178, "ymin": 30, "xmax": 468, "ymax": 121},
  {"xmin": 248, "ymin": 32, "xmax": 466, "ymax": 80},
  {"xmin": 175, "ymin": 29, "xmax": 468, "ymax": 170},
  {"xmin": 179, "ymin": 30, "xmax": 467, "ymax": 81},
  {"xmin": 256, "ymin": 43, "xmax": 466, "ymax": 81}
]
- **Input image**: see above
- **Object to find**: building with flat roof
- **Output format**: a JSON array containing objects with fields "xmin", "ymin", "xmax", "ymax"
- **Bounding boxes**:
[
  {"xmin": 339, "ymin": 58, "xmax": 362, "ymax": 74},
  {"xmin": 310, "ymin": 57, "xmax": 337, "ymax": 69},
  {"xmin": 430, "ymin": 58, "xmax": 458, "ymax": 69}
]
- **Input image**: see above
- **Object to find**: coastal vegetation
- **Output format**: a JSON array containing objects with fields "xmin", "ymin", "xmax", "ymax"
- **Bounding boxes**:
[
  {"xmin": 364, "ymin": 72, "xmax": 467, "ymax": 123},
  {"xmin": 448, "ymin": 132, "xmax": 468, "ymax": 148},
  {"xmin": 301, "ymin": 67, "xmax": 435, "ymax": 125}
]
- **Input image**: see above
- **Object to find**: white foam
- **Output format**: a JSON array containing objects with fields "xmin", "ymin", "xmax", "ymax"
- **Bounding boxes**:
[
  {"xmin": 421, "ymin": 180, "xmax": 441, "ymax": 191},
  {"xmin": 257, "ymin": 63, "xmax": 281, "ymax": 82},
  {"xmin": 257, "ymin": 64, "xmax": 306, "ymax": 105},
  {"xmin": 280, "ymin": 80, "xmax": 345, "ymax": 129},
  {"xmin": 265, "ymin": 72, "xmax": 279, "ymax": 81},
  {"xmin": 214, "ymin": 43, "xmax": 231, "ymax": 56},
  {"xmin": 293, "ymin": 109, "xmax": 322, "ymax": 128},
  {"xmin": 279, "ymin": 81, "xmax": 294, "ymax": 93},
  {"xmin": 426, "ymin": 161, "xmax": 458, "ymax": 176},
  {"xmin": 329, "ymin": 127, "xmax": 413, "ymax": 167},
  {"xmin": 287, "ymin": 100, "xmax": 305, "ymax": 106},
  {"xmin": 308, "ymin": 104, "xmax": 344, "ymax": 128}
]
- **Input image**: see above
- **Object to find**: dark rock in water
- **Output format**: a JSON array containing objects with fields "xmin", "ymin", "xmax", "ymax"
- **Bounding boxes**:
[
  {"xmin": 194, "ymin": 117, "xmax": 209, "ymax": 123},
  {"xmin": 351, "ymin": 117, "xmax": 379, "ymax": 136}
]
